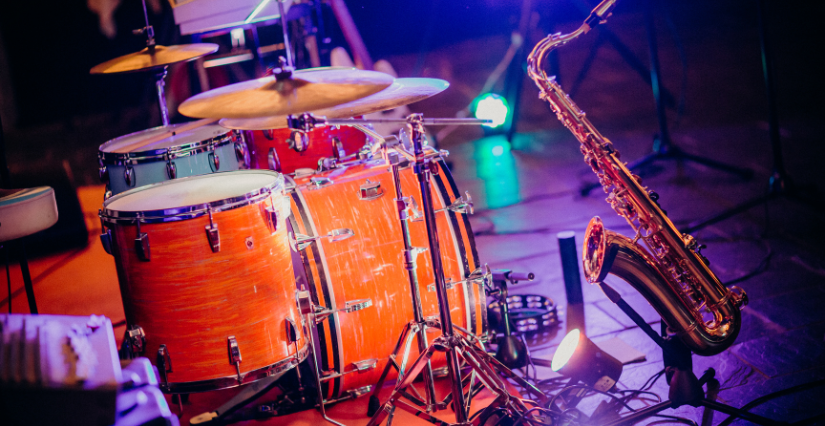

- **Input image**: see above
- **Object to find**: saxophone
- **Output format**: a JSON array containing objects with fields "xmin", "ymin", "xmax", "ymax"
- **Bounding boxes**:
[{"xmin": 527, "ymin": 0, "xmax": 747, "ymax": 356}]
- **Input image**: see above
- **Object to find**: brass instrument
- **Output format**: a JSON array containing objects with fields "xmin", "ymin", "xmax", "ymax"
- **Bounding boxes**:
[{"xmin": 526, "ymin": 0, "xmax": 746, "ymax": 356}]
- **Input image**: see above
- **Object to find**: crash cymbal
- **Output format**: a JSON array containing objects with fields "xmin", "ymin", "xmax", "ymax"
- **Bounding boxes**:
[
  {"xmin": 219, "ymin": 78, "xmax": 449, "ymax": 130},
  {"xmin": 90, "ymin": 44, "xmax": 219, "ymax": 74},
  {"xmin": 178, "ymin": 67, "xmax": 395, "ymax": 119}
]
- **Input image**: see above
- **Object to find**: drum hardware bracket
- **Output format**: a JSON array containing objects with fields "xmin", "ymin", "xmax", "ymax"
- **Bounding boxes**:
[
  {"xmin": 358, "ymin": 179, "xmax": 384, "ymax": 200},
  {"xmin": 165, "ymin": 154, "xmax": 177, "ymax": 179},
  {"xmin": 119, "ymin": 325, "xmax": 146, "ymax": 359},
  {"xmin": 396, "ymin": 196, "xmax": 423, "ymax": 222},
  {"xmin": 307, "ymin": 176, "xmax": 333, "ymax": 190},
  {"xmin": 157, "ymin": 344, "xmax": 172, "ymax": 390},
  {"xmin": 295, "ymin": 228, "xmax": 354, "ymax": 251},
  {"xmin": 205, "ymin": 206, "xmax": 220, "ymax": 253},
  {"xmin": 268, "ymin": 147, "xmax": 282, "ymax": 171},
  {"xmin": 312, "ymin": 298, "xmax": 373, "ymax": 324},
  {"xmin": 99, "ymin": 214, "xmax": 114, "ymax": 255},
  {"xmin": 265, "ymin": 204, "xmax": 279, "ymax": 234},
  {"xmin": 288, "ymin": 131, "xmax": 309, "ymax": 152},
  {"xmin": 209, "ymin": 151, "xmax": 220, "ymax": 172},
  {"xmin": 435, "ymin": 191, "xmax": 474, "ymax": 215},
  {"xmin": 134, "ymin": 217, "xmax": 150, "ymax": 261},
  {"xmin": 427, "ymin": 278, "xmax": 455, "ymax": 292},
  {"xmin": 227, "ymin": 336, "xmax": 243, "ymax": 383},
  {"xmin": 319, "ymin": 359, "xmax": 378, "ymax": 382}
]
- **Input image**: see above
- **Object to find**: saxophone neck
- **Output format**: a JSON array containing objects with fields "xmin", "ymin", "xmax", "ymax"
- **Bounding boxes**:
[{"xmin": 527, "ymin": 0, "xmax": 619, "ymax": 86}]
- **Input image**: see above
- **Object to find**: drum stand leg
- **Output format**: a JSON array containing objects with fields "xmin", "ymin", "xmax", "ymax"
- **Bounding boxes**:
[{"xmin": 367, "ymin": 116, "xmax": 541, "ymax": 426}]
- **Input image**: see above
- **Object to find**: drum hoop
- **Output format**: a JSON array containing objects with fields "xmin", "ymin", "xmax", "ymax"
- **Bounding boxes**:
[
  {"xmin": 100, "ymin": 170, "xmax": 285, "ymax": 224},
  {"xmin": 98, "ymin": 126, "xmax": 235, "ymax": 165},
  {"xmin": 160, "ymin": 343, "xmax": 309, "ymax": 394}
]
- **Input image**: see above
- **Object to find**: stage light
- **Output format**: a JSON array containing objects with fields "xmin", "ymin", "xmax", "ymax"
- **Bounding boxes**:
[
  {"xmin": 551, "ymin": 329, "xmax": 623, "ymax": 392},
  {"xmin": 472, "ymin": 93, "xmax": 510, "ymax": 128}
]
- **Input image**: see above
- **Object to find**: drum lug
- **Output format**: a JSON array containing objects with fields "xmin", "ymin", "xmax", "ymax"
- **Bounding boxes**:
[
  {"xmin": 267, "ymin": 147, "xmax": 281, "ymax": 171},
  {"xmin": 313, "ymin": 298, "xmax": 373, "ymax": 324},
  {"xmin": 352, "ymin": 359, "xmax": 377, "ymax": 372},
  {"xmin": 289, "ymin": 130, "xmax": 309, "ymax": 152},
  {"xmin": 295, "ymin": 228, "xmax": 354, "ymax": 250},
  {"xmin": 124, "ymin": 166, "xmax": 135, "ymax": 188},
  {"xmin": 265, "ymin": 206, "xmax": 279, "ymax": 234},
  {"xmin": 307, "ymin": 176, "xmax": 333, "ymax": 190},
  {"xmin": 427, "ymin": 278, "xmax": 455, "ymax": 292},
  {"xmin": 157, "ymin": 344, "xmax": 172, "ymax": 389},
  {"xmin": 135, "ymin": 219, "xmax": 150, "ymax": 261},
  {"xmin": 100, "ymin": 229, "xmax": 113, "ymax": 255},
  {"xmin": 262, "ymin": 129, "xmax": 275, "ymax": 140},
  {"xmin": 436, "ymin": 191, "xmax": 474, "ymax": 215},
  {"xmin": 209, "ymin": 151, "xmax": 220, "ymax": 172},
  {"xmin": 285, "ymin": 318, "xmax": 299, "ymax": 343},
  {"xmin": 205, "ymin": 223, "xmax": 220, "ymax": 253},
  {"xmin": 358, "ymin": 179, "xmax": 384, "ymax": 201},
  {"xmin": 332, "ymin": 136, "xmax": 346, "ymax": 160},
  {"xmin": 227, "ymin": 336, "xmax": 243, "ymax": 383},
  {"xmin": 166, "ymin": 161, "xmax": 177, "ymax": 179},
  {"xmin": 234, "ymin": 137, "xmax": 249, "ymax": 169},
  {"xmin": 119, "ymin": 325, "xmax": 146, "ymax": 360},
  {"xmin": 99, "ymin": 164, "xmax": 109, "ymax": 184}
]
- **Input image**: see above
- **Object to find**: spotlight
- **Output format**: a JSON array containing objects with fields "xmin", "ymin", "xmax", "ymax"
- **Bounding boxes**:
[
  {"xmin": 471, "ymin": 93, "xmax": 510, "ymax": 129},
  {"xmin": 551, "ymin": 329, "xmax": 623, "ymax": 392}
]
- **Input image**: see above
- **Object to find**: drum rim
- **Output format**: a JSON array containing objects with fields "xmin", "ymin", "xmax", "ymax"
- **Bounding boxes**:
[
  {"xmin": 98, "ymin": 124, "xmax": 236, "ymax": 165},
  {"xmin": 160, "ymin": 343, "xmax": 309, "ymax": 394},
  {"xmin": 100, "ymin": 170, "xmax": 285, "ymax": 223}
]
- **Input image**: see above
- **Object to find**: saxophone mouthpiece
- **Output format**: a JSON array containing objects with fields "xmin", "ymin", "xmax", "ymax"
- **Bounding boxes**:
[{"xmin": 585, "ymin": 0, "xmax": 619, "ymax": 29}]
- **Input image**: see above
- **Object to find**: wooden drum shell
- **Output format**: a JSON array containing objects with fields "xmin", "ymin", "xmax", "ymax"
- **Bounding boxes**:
[
  {"xmin": 104, "ymin": 179, "xmax": 305, "ymax": 392},
  {"xmin": 289, "ymin": 159, "xmax": 484, "ymax": 400},
  {"xmin": 248, "ymin": 126, "xmax": 367, "ymax": 174}
]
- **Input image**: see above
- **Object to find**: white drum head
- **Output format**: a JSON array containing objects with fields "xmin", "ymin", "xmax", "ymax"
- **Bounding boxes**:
[
  {"xmin": 105, "ymin": 171, "xmax": 282, "ymax": 213},
  {"xmin": 101, "ymin": 124, "xmax": 230, "ymax": 153}
]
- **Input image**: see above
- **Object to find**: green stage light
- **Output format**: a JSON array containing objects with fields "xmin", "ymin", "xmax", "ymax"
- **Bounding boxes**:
[{"xmin": 472, "ymin": 93, "xmax": 510, "ymax": 128}]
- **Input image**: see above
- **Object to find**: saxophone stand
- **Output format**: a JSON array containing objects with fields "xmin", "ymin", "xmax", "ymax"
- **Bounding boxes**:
[
  {"xmin": 594, "ymin": 281, "xmax": 781, "ymax": 426},
  {"xmin": 683, "ymin": 0, "xmax": 822, "ymax": 234},
  {"xmin": 580, "ymin": 0, "xmax": 752, "ymax": 197},
  {"xmin": 366, "ymin": 115, "xmax": 541, "ymax": 426}
]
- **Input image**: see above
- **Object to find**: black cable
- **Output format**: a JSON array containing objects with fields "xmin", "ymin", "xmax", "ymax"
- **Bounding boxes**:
[
  {"xmin": 725, "ymin": 241, "xmax": 773, "ymax": 286},
  {"xmin": 717, "ymin": 378, "xmax": 825, "ymax": 426}
]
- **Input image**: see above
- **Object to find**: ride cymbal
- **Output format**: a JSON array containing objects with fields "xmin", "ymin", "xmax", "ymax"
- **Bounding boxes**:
[
  {"xmin": 90, "ymin": 44, "xmax": 219, "ymax": 74},
  {"xmin": 178, "ymin": 67, "xmax": 395, "ymax": 119},
  {"xmin": 219, "ymin": 77, "xmax": 449, "ymax": 130}
]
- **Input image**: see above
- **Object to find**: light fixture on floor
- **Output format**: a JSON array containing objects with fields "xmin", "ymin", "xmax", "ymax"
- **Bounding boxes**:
[
  {"xmin": 471, "ymin": 93, "xmax": 510, "ymax": 130},
  {"xmin": 551, "ymin": 329, "xmax": 623, "ymax": 392}
]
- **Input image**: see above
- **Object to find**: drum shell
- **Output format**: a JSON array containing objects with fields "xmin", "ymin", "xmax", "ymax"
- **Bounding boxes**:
[
  {"xmin": 99, "ymin": 125, "xmax": 248, "ymax": 196},
  {"xmin": 248, "ymin": 126, "xmax": 366, "ymax": 174},
  {"xmin": 105, "ymin": 189, "xmax": 304, "ymax": 391},
  {"xmin": 289, "ymin": 159, "xmax": 484, "ymax": 400}
]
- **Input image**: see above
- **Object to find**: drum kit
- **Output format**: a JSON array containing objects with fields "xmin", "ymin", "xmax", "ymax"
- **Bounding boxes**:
[{"xmin": 90, "ymin": 4, "xmax": 543, "ymax": 426}]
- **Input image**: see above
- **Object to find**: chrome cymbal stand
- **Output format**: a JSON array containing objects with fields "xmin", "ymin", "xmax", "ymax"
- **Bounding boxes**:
[
  {"xmin": 364, "ymin": 115, "xmax": 541, "ymax": 426},
  {"xmin": 135, "ymin": 0, "xmax": 170, "ymax": 126}
]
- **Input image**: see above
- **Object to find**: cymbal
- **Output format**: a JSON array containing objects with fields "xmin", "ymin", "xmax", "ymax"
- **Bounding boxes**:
[
  {"xmin": 90, "ymin": 44, "xmax": 219, "ymax": 74},
  {"xmin": 219, "ymin": 78, "xmax": 449, "ymax": 130},
  {"xmin": 178, "ymin": 67, "xmax": 395, "ymax": 119}
]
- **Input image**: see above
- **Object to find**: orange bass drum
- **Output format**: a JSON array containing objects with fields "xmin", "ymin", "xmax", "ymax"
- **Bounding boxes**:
[
  {"xmin": 287, "ymin": 157, "xmax": 486, "ymax": 402},
  {"xmin": 249, "ymin": 126, "xmax": 367, "ymax": 174},
  {"xmin": 100, "ymin": 171, "xmax": 307, "ymax": 393}
]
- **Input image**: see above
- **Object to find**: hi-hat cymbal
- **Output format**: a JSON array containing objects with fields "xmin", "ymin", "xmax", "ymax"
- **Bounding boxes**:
[
  {"xmin": 178, "ymin": 67, "xmax": 395, "ymax": 119},
  {"xmin": 90, "ymin": 44, "xmax": 219, "ymax": 74},
  {"xmin": 219, "ymin": 77, "xmax": 449, "ymax": 130}
]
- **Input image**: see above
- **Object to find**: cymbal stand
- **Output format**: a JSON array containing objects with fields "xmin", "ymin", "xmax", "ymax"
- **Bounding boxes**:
[
  {"xmin": 365, "ymin": 114, "xmax": 542, "ymax": 426},
  {"xmin": 364, "ymin": 137, "xmax": 439, "ymax": 417},
  {"xmin": 135, "ymin": 0, "xmax": 171, "ymax": 126}
]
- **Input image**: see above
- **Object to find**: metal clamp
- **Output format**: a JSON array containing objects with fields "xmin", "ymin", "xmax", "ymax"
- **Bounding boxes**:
[
  {"xmin": 307, "ymin": 176, "xmax": 333, "ymax": 190},
  {"xmin": 436, "ymin": 191, "xmax": 474, "ymax": 215},
  {"xmin": 119, "ymin": 325, "xmax": 146, "ymax": 359},
  {"xmin": 295, "ymin": 228, "xmax": 354, "ymax": 250}
]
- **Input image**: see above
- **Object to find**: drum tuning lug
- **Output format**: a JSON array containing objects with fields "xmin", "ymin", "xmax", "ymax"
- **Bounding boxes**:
[
  {"xmin": 205, "ymin": 223, "xmax": 220, "ymax": 253},
  {"xmin": 285, "ymin": 318, "xmax": 299, "ymax": 343},
  {"xmin": 156, "ymin": 344, "xmax": 172, "ymax": 389},
  {"xmin": 343, "ymin": 298, "xmax": 373, "ymax": 313},
  {"xmin": 347, "ymin": 385, "xmax": 373, "ymax": 399},
  {"xmin": 124, "ymin": 166, "xmax": 135, "ymax": 188},
  {"xmin": 265, "ymin": 206, "xmax": 279, "ymax": 234},
  {"xmin": 352, "ymin": 360, "xmax": 377, "ymax": 373},
  {"xmin": 227, "ymin": 336, "xmax": 243, "ymax": 383},
  {"xmin": 100, "ymin": 229, "xmax": 113, "ymax": 255},
  {"xmin": 427, "ymin": 278, "xmax": 455, "ymax": 292},
  {"xmin": 234, "ymin": 139, "xmax": 249, "ymax": 168},
  {"xmin": 333, "ymin": 136, "xmax": 346, "ymax": 160},
  {"xmin": 135, "ymin": 220, "xmax": 150, "ymax": 261},
  {"xmin": 268, "ymin": 147, "xmax": 281, "ymax": 171},
  {"xmin": 166, "ymin": 161, "xmax": 177, "ymax": 179},
  {"xmin": 307, "ymin": 176, "xmax": 333, "ymax": 190},
  {"xmin": 289, "ymin": 131, "xmax": 309, "ymax": 152},
  {"xmin": 99, "ymin": 164, "xmax": 109, "ymax": 183},
  {"xmin": 209, "ymin": 152, "xmax": 220, "ymax": 172},
  {"xmin": 358, "ymin": 179, "xmax": 384, "ymax": 201},
  {"xmin": 296, "ymin": 228, "xmax": 354, "ymax": 250}
]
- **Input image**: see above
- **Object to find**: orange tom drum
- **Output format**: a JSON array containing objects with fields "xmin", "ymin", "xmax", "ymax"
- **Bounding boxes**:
[
  {"xmin": 249, "ymin": 126, "xmax": 367, "ymax": 174},
  {"xmin": 288, "ymin": 156, "xmax": 486, "ymax": 402},
  {"xmin": 100, "ymin": 170, "xmax": 307, "ymax": 393}
]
